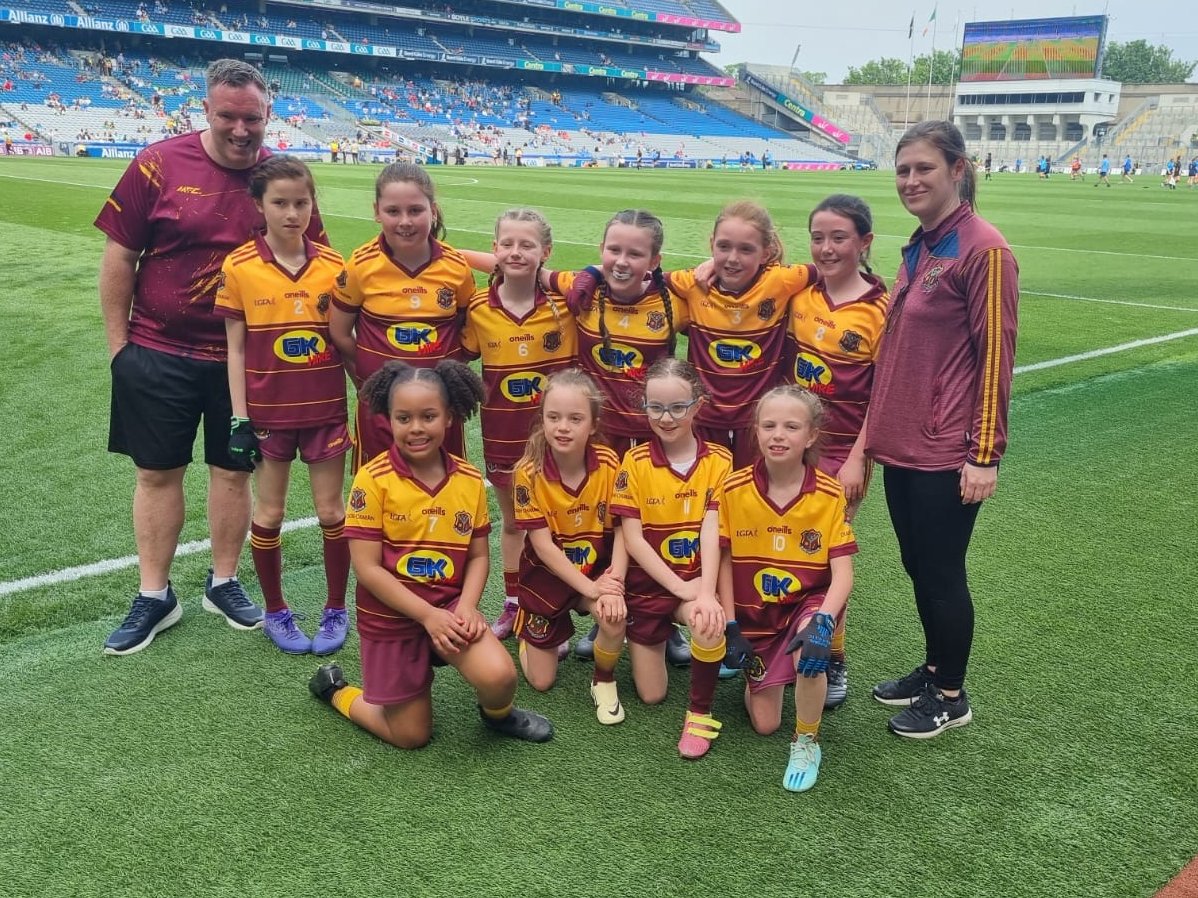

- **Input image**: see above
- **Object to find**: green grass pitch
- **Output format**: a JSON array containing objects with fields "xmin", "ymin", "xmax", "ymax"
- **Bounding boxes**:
[{"xmin": 1, "ymin": 158, "xmax": 1196, "ymax": 898}]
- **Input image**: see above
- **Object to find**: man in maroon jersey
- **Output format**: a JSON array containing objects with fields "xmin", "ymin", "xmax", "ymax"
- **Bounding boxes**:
[{"xmin": 95, "ymin": 59, "xmax": 326, "ymax": 655}]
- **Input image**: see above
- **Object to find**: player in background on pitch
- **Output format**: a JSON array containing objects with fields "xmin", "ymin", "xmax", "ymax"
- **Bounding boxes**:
[
  {"xmin": 216, "ymin": 155, "xmax": 351, "ymax": 656},
  {"xmin": 309, "ymin": 360, "xmax": 554, "ymax": 747}
]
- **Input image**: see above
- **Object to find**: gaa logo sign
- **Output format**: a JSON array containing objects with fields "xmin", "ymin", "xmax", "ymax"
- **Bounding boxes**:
[
  {"xmin": 753, "ymin": 567, "xmax": 798, "ymax": 604},
  {"xmin": 273, "ymin": 330, "xmax": 328, "ymax": 364},
  {"xmin": 591, "ymin": 341, "xmax": 643, "ymax": 374},
  {"xmin": 659, "ymin": 530, "xmax": 700, "ymax": 565},
  {"xmin": 398, "ymin": 551, "xmax": 455, "ymax": 582},
  {"xmin": 500, "ymin": 371, "xmax": 545, "ymax": 404},
  {"xmin": 708, "ymin": 338, "xmax": 760, "ymax": 369}
]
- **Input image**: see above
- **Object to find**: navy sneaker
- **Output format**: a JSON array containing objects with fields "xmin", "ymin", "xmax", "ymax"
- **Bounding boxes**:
[
  {"xmin": 203, "ymin": 569, "xmax": 264, "ymax": 630},
  {"xmin": 309, "ymin": 663, "xmax": 348, "ymax": 703},
  {"xmin": 103, "ymin": 586, "xmax": 183, "ymax": 656},
  {"xmin": 573, "ymin": 623, "xmax": 598, "ymax": 660},
  {"xmin": 824, "ymin": 659, "xmax": 848, "ymax": 709},
  {"xmin": 478, "ymin": 705, "xmax": 555, "ymax": 742},
  {"xmin": 872, "ymin": 664, "xmax": 932, "ymax": 707},
  {"xmin": 311, "ymin": 607, "xmax": 348, "ymax": 656},
  {"xmin": 888, "ymin": 686, "xmax": 973, "ymax": 739},
  {"xmin": 666, "ymin": 626, "xmax": 692, "ymax": 667}
]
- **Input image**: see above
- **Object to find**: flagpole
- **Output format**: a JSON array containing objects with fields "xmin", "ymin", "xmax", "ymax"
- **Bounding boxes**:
[
  {"xmin": 904, "ymin": 12, "xmax": 915, "ymax": 129},
  {"xmin": 925, "ymin": 10, "xmax": 937, "ymax": 119}
]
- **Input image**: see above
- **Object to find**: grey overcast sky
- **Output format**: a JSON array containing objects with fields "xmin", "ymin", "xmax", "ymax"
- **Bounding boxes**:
[{"xmin": 709, "ymin": 1, "xmax": 1198, "ymax": 83}]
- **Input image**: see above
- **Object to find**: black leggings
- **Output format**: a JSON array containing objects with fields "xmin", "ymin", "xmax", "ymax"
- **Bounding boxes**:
[{"xmin": 883, "ymin": 466, "xmax": 982, "ymax": 691}]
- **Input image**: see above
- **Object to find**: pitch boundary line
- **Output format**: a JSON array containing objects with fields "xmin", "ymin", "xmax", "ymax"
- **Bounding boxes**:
[{"xmin": 2, "ymin": 328, "xmax": 1196, "ymax": 600}]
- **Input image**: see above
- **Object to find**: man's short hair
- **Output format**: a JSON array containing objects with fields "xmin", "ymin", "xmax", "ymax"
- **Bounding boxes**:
[{"xmin": 205, "ymin": 59, "xmax": 268, "ymax": 95}]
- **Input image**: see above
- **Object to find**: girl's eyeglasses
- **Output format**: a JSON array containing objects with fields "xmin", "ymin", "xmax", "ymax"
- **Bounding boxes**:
[{"xmin": 642, "ymin": 399, "xmax": 699, "ymax": 421}]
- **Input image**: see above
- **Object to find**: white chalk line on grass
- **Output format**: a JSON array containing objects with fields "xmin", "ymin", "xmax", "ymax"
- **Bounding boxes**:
[
  {"xmin": 1022, "ymin": 291, "xmax": 1198, "ymax": 313},
  {"xmin": 4, "ymin": 328, "xmax": 1197, "ymax": 600},
  {"xmin": 6, "ymin": 172, "xmax": 1198, "ymax": 264}
]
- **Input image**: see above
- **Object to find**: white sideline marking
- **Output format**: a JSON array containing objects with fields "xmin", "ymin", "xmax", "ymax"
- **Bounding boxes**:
[
  {"xmin": 1013, "ymin": 328, "xmax": 1198, "ymax": 374},
  {"xmin": 4, "ymin": 327, "xmax": 1197, "ymax": 599},
  {"xmin": 1022, "ymin": 292, "xmax": 1198, "ymax": 313}
]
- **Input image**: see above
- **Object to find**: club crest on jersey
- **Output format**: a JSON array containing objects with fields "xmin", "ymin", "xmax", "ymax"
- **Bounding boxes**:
[
  {"xmin": 336, "ymin": 269, "xmax": 348, "ymax": 289},
  {"xmin": 317, "ymin": 292, "xmax": 331, "ymax": 314},
  {"xmin": 800, "ymin": 529, "xmax": 822, "ymax": 555},
  {"xmin": 614, "ymin": 470, "xmax": 629, "ymax": 492},
  {"xmin": 436, "ymin": 286, "xmax": 455, "ymax": 310},
  {"xmin": 839, "ymin": 329, "xmax": 863, "ymax": 354},
  {"xmin": 794, "ymin": 351, "xmax": 834, "ymax": 395},
  {"xmin": 562, "ymin": 539, "xmax": 596, "ymax": 574},
  {"xmin": 754, "ymin": 567, "xmax": 798, "ymax": 603},
  {"xmin": 660, "ymin": 530, "xmax": 700, "ymax": 565},
  {"xmin": 592, "ymin": 342, "xmax": 643, "ymax": 374},
  {"xmin": 514, "ymin": 484, "xmax": 531, "ymax": 507},
  {"xmin": 389, "ymin": 322, "xmax": 441, "ymax": 354},
  {"xmin": 645, "ymin": 311, "xmax": 667, "ymax": 332},
  {"xmin": 500, "ymin": 372, "xmax": 545, "ymax": 404},
  {"xmin": 522, "ymin": 613, "xmax": 551, "ymax": 640},
  {"xmin": 746, "ymin": 653, "xmax": 767, "ymax": 683},
  {"xmin": 757, "ymin": 298, "xmax": 776, "ymax": 320},
  {"xmin": 920, "ymin": 264, "xmax": 945, "ymax": 293},
  {"xmin": 349, "ymin": 487, "xmax": 367, "ymax": 512},
  {"xmin": 398, "ymin": 550, "xmax": 454, "ymax": 582},
  {"xmin": 542, "ymin": 330, "xmax": 562, "ymax": 353},
  {"xmin": 453, "ymin": 511, "xmax": 473, "ymax": 535},
  {"xmin": 709, "ymin": 338, "xmax": 761, "ymax": 370},
  {"xmin": 273, "ymin": 330, "xmax": 332, "ymax": 365},
  {"xmin": 596, "ymin": 501, "xmax": 607, "ymax": 523}
]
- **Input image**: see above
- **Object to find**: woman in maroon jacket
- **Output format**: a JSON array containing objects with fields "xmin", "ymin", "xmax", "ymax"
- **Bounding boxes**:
[{"xmin": 865, "ymin": 121, "xmax": 1019, "ymax": 738}]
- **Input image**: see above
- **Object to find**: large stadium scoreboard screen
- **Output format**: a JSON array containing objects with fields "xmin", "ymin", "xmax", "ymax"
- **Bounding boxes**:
[{"xmin": 960, "ymin": 15, "xmax": 1108, "ymax": 82}]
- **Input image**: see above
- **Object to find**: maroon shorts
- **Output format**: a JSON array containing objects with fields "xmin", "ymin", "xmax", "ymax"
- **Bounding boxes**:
[
  {"xmin": 516, "ymin": 563, "xmax": 586, "ymax": 649},
  {"xmin": 696, "ymin": 423, "xmax": 757, "ymax": 469},
  {"xmin": 359, "ymin": 600, "xmax": 456, "ymax": 705},
  {"xmin": 256, "ymin": 421, "xmax": 351, "ymax": 464},
  {"xmin": 354, "ymin": 404, "xmax": 465, "ymax": 470},
  {"xmin": 626, "ymin": 593, "xmax": 680, "ymax": 646},
  {"xmin": 742, "ymin": 593, "xmax": 828, "ymax": 693},
  {"xmin": 484, "ymin": 458, "xmax": 516, "ymax": 490}
]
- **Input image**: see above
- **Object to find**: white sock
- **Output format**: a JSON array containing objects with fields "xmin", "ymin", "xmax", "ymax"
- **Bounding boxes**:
[
  {"xmin": 210, "ymin": 575, "xmax": 236, "ymax": 588},
  {"xmin": 140, "ymin": 586, "xmax": 170, "ymax": 600}
]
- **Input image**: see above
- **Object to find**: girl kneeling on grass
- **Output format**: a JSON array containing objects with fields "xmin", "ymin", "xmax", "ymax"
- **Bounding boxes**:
[
  {"xmin": 715, "ymin": 386, "xmax": 856, "ymax": 791},
  {"xmin": 309, "ymin": 360, "xmax": 553, "ymax": 747}
]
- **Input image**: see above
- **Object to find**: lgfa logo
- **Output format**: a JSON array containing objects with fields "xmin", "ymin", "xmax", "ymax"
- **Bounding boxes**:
[
  {"xmin": 273, "ymin": 330, "xmax": 331, "ymax": 365},
  {"xmin": 660, "ymin": 530, "xmax": 700, "ymax": 565},
  {"xmin": 754, "ymin": 567, "xmax": 798, "ymax": 603},
  {"xmin": 591, "ymin": 341, "xmax": 642, "ymax": 374},
  {"xmin": 562, "ymin": 539, "xmax": 596, "ymax": 574},
  {"xmin": 500, "ymin": 371, "xmax": 545, "ymax": 404},
  {"xmin": 398, "ymin": 550, "xmax": 455, "ymax": 582},
  {"xmin": 389, "ymin": 322, "xmax": 439, "ymax": 352},
  {"xmin": 708, "ymin": 338, "xmax": 761, "ymax": 369},
  {"xmin": 794, "ymin": 351, "xmax": 834, "ymax": 395}
]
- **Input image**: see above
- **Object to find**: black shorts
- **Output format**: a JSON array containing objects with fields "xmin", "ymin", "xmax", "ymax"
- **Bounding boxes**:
[{"xmin": 109, "ymin": 342, "xmax": 240, "ymax": 471}]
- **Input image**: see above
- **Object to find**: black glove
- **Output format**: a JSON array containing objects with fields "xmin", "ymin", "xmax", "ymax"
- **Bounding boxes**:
[
  {"xmin": 785, "ymin": 612, "xmax": 835, "ymax": 677},
  {"xmin": 228, "ymin": 416, "xmax": 261, "ymax": 470},
  {"xmin": 722, "ymin": 621, "xmax": 755, "ymax": 670}
]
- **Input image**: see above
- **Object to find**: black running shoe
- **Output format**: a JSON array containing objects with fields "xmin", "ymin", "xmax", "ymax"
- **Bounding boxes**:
[
  {"xmin": 872, "ymin": 664, "xmax": 932, "ymax": 706},
  {"xmin": 309, "ymin": 663, "xmax": 348, "ymax": 704},
  {"xmin": 203, "ymin": 569, "xmax": 264, "ymax": 630},
  {"xmin": 573, "ymin": 623, "xmax": 599, "ymax": 660},
  {"xmin": 666, "ymin": 625, "xmax": 692, "ymax": 667},
  {"xmin": 888, "ymin": 686, "xmax": 972, "ymax": 739},
  {"xmin": 103, "ymin": 586, "xmax": 183, "ymax": 656},
  {"xmin": 478, "ymin": 706, "xmax": 555, "ymax": 742}
]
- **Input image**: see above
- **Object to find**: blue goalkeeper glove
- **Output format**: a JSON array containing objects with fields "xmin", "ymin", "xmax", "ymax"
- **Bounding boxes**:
[
  {"xmin": 228, "ymin": 416, "xmax": 261, "ymax": 470},
  {"xmin": 786, "ymin": 612, "xmax": 835, "ymax": 677},
  {"xmin": 722, "ymin": 621, "xmax": 755, "ymax": 670}
]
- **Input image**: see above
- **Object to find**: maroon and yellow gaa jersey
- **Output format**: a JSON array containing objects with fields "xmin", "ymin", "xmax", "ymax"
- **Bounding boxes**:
[
  {"xmin": 215, "ymin": 233, "xmax": 347, "ymax": 429},
  {"xmin": 610, "ymin": 438, "xmax": 732, "ymax": 600},
  {"xmin": 549, "ymin": 269, "xmax": 691, "ymax": 439},
  {"xmin": 787, "ymin": 274, "xmax": 889, "ymax": 457},
  {"xmin": 344, "ymin": 446, "xmax": 491, "ymax": 638},
  {"xmin": 332, "ymin": 235, "xmax": 477, "ymax": 380},
  {"xmin": 716, "ymin": 461, "xmax": 857, "ymax": 637},
  {"xmin": 668, "ymin": 264, "xmax": 815, "ymax": 429},
  {"xmin": 513, "ymin": 443, "xmax": 619, "ymax": 579},
  {"xmin": 461, "ymin": 283, "xmax": 578, "ymax": 471}
]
